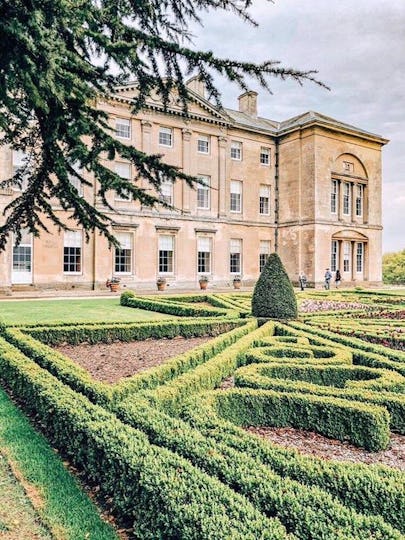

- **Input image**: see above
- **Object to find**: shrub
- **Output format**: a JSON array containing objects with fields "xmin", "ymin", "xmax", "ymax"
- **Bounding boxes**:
[{"xmin": 252, "ymin": 253, "xmax": 297, "ymax": 319}]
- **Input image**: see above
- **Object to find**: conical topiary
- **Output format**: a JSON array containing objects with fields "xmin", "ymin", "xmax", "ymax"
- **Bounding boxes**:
[{"xmin": 252, "ymin": 252, "xmax": 297, "ymax": 319}]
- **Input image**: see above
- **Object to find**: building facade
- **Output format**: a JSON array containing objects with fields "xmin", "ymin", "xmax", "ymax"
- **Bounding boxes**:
[{"xmin": 0, "ymin": 78, "xmax": 388, "ymax": 292}]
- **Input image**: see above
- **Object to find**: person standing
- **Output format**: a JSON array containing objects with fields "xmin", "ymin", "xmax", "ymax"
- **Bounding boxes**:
[
  {"xmin": 298, "ymin": 271, "xmax": 307, "ymax": 291},
  {"xmin": 324, "ymin": 268, "xmax": 332, "ymax": 290},
  {"xmin": 335, "ymin": 269, "xmax": 342, "ymax": 288}
]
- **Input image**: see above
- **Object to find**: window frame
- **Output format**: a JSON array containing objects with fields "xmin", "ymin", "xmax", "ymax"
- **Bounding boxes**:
[
  {"xmin": 196, "ymin": 175, "xmax": 210, "ymax": 210},
  {"xmin": 356, "ymin": 242, "xmax": 364, "ymax": 273},
  {"xmin": 259, "ymin": 240, "xmax": 270, "ymax": 272},
  {"xmin": 230, "ymin": 180, "xmax": 242, "ymax": 213},
  {"xmin": 158, "ymin": 234, "xmax": 175, "ymax": 275},
  {"xmin": 331, "ymin": 240, "xmax": 338, "ymax": 272},
  {"xmin": 115, "ymin": 117, "xmax": 131, "ymax": 140},
  {"xmin": 114, "ymin": 232, "xmax": 133, "ymax": 275},
  {"xmin": 343, "ymin": 182, "xmax": 350, "ymax": 216},
  {"xmin": 159, "ymin": 126, "xmax": 173, "ymax": 148},
  {"xmin": 63, "ymin": 230, "xmax": 82, "ymax": 275},
  {"xmin": 197, "ymin": 135, "xmax": 210, "ymax": 155},
  {"xmin": 197, "ymin": 236, "xmax": 212, "ymax": 274},
  {"xmin": 114, "ymin": 162, "xmax": 132, "ymax": 202},
  {"xmin": 343, "ymin": 241, "xmax": 350, "ymax": 273},
  {"xmin": 331, "ymin": 179, "xmax": 338, "ymax": 214},
  {"xmin": 229, "ymin": 238, "xmax": 242, "ymax": 274},
  {"xmin": 259, "ymin": 184, "xmax": 270, "ymax": 215},
  {"xmin": 230, "ymin": 141, "xmax": 242, "ymax": 161},
  {"xmin": 260, "ymin": 147, "xmax": 270, "ymax": 166},
  {"xmin": 356, "ymin": 184, "xmax": 363, "ymax": 217}
]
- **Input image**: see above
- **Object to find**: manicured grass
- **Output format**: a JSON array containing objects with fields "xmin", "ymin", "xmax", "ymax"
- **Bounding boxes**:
[
  {"xmin": 0, "ymin": 387, "xmax": 119, "ymax": 540},
  {"xmin": 0, "ymin": 298, "xmax": 172, "ymax": 325},
  {"xmin": 0, "ymin": 451, "xmax": 52, "ymax": 539}
]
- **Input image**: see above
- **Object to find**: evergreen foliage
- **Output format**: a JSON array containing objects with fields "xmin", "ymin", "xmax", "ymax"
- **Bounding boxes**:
[
  {"xmin": 0, "ymin": 0, "xmax": 326, "ymax": 249},
  {"xmin": 252, "ymin": 253, "xmax": 297, "ymax": 319}
]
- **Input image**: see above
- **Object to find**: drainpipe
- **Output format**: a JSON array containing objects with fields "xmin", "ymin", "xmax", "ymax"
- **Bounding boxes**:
[{"xmin": 274, "ymin": 137, "xmax": 280, "ymax": 253}]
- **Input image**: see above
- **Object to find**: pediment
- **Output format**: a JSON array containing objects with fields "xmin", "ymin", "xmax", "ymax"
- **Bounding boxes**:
[
  {"xmin": 332, "ymin": 230, "xmax": 368, "ymax": 241},
  {"xmin": 113, "ymin": 84, "xmax": 230, "ymax": 125}
]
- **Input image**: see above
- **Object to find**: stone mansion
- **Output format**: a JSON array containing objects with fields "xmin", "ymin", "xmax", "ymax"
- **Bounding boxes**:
[{"xmin": 0, "ymin": 77, "xmax": 387, "ymax": 292}]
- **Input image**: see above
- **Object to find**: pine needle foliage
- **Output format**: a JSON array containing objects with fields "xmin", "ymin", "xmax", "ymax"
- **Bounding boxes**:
[
  {"xmin": 252, "ymin": 252, "xmax": 297, "ymax": 319},
  {"xmin": 0, "ymin": 0, "xmax": 326, "ymax": 249}
]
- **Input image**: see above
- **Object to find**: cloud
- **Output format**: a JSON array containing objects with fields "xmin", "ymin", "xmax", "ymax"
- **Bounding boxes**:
[{"xmin": 190, "ymin": 0, "xmax": 405, "ymax": 252}]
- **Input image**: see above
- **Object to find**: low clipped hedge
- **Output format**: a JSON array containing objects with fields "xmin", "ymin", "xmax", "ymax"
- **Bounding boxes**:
[
  {"xmin": 0, "ymin": 338, "xmax": 287, "ymax": 540},
  {"xmin": 145, "ymin": 320, "xmax": 266, "ymax": 413},
  {"xmin": 19, "ymin": 318, "xmax": 244, "ymax": 345},
  {"xmin": 235, "ymin": 363, "xmax": 405, "ymax": 433},
  {"xmin": 3, "ymin": 321, "xmax": 251, "ymax": 405},
  {"xmin": 112, "ymin": 394, "xmax": 402, "ymax": 540},
  {"xmin": 210, "ymin": 388, "xmax": 390, "ymax": 451},
  {"xmin": 120, "ymin": 291, "xmax": 234, "ymax": 317},
  {"xmin": 287, "ymin": 321, "xmax": 405, "ymax": 376},
  {"xmin": 181, "ymin": 395, "xmax": 404, "ymax": 533}
]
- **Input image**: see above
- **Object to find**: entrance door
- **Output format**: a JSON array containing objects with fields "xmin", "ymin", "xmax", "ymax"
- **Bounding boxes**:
[{"xmin": 12, "ymin": 230, "xmax": 32, "ymax": 284}]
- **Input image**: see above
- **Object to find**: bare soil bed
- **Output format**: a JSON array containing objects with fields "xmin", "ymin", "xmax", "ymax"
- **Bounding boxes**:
[
  {"xmin": 55, "ymin": 336, "xmax": 212, "ymax": 384},
  {"xmin": 245, "ymin": 426, "xmax": 405, "ymax": 469}
]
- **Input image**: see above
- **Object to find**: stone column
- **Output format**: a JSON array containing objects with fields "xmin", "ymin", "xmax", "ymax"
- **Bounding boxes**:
[
  {"xmin": 181, "ymin": 128, "xmax": 192, "ymax": 213},
  {"xmin": 218, "ymin": 136, "xmax": 228, "ymax": 217}
]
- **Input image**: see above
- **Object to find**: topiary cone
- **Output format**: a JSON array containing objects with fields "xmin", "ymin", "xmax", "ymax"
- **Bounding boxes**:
[{"xmin": 252, "ymin": 252, "xmax": 297, "ymax": 319}]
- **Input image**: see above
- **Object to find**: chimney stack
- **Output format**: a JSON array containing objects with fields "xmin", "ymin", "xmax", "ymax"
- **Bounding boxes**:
[
  {"xmin": 238, "ymin": 91, "xmax": 258, "ymax": 117},
  {"xmin": 186, "ymin": 76, "xmax": 206, "ymax": 99}
]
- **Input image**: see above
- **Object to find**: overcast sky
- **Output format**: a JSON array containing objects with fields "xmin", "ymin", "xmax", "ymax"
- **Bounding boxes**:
[{"xmin": 191, "ymin": 0, "xmax": 405, "ymax": 253}]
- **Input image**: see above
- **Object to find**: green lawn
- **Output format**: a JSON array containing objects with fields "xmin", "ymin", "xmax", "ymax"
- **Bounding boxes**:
[{"xmin": 0, "ymin": 298, "xmax": 172, "ymax": 325}]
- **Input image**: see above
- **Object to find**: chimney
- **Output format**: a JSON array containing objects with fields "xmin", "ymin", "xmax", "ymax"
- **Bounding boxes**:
[
  {"xmin": 186, "ymin": 76, "xmax": 206, "ymax": 99},
  {"xmin": 238, "ymin": 91, "xmax": 258, "ymax": 117}
]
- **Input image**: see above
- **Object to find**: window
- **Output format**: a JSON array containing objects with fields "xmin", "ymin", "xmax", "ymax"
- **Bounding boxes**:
[
  {"xmin": 158, "ymin": 235, "xmax": 174, "ymax": 273},
  {"xmin": 356, "ymin": 185, "xmax": 363, "ymax": 217},
  {"xmin": 64, "ymin": 230, "xmax": 82, "ymax": 273},
  {"xmin": 230, "ymin": 141, "xmax": 242, "ymax": 160},
  {"xmin": 197, "ymin": 135, "xmax": 209, "ymax": 154},
  {"xmin": 230, "ymin": 238, "xmax": 242, "ymax": 274},
  {"xmin": 115, "ymin": 118, "xmax": 130, "ymax": 139},
  {"xmin": 259, "ymin": 185, "xmax": 270, "ymax": 215},
  {"xmin": 331, "ymin": 240, "xmax": 338, "ymax": 272},
  {"xmin": 197, "ymin": 237, "xmax": 212, "ymax": 274},
  {"xmin": 343, "ymin": 241, "xmax": 350, "ymax": 273},
  {"xmin": 356, "ymin": 243, "xmax": 364, "ymax": 273},
  {"xmin": 260, "ymin": 147, "xmax": 270, "ymax": 165},
  {"xmin": 259, "ymin": 240, "xmax": 270, "ymax": 272},
  {"xmin": 159, "ymin": 127, "xmax": 173, "ymax": 147},
  {"xmin": 68, "ymin": 163, "xmax": 83, "ymax": 196},
  {"xmin": 12, "ymin": 150, "xmax": 29, "ymax": 191},
  {"xmin": 343, "ymin": 182, "xmax": 350, "ymax": 215},
  {"xmin": 331, "ymin": 180, "xmax": 338, "ymax": 214},
  {"xmin": 197, "ymin": 175, "xmax": 210, "ymax": 209},
  {"xmin": 115, "ymin": 162, "xmax": 132, "ymax": 201},
  {"xmin": 115, "ymin": 232, "xmax": 132, "ymax": 274},
  {"xmin": 230, "ymin": 180, "xmax": 242, "ymax": 213},
  {"xmin": 160, "ymin": 178, "xmax": 173, "ymax": 205},
  {"xmin": 13, "ymin": 229, "xmax": 32, "ymax": 273},
  {"xmin": 343, "ymin": 161, "xmax": 354, "ymax": 173}
]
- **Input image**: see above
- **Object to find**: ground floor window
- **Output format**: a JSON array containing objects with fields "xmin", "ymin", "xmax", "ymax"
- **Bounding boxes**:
[
  {"xmin": 356, "ymin": 242, "xmax": 364, "ymax": 272},
  {"xmin": 259, "ymin": 240, "xmax": 270, "ymax": 272},
  {"xmin": 115, "ymin": 232, "xmax": 133, "ymax": 274},
  {"xmin": 159, "ymin": 235, "xmax": 174, "ymax": 273},
  {"xmin": 197, "ymin": 237, "xmax": 211, "ymax": 274},
  {"xmin": 64, "ymin": 230, "xmax": 82, "ymax": 273},
  {"xmin": 230, "ymin": 238, "xmax": 242, "ymax": 274},
  {"xmin": 331, "ymin": 240, "xmax": 338, "ymax": 272},
  {"xmin": 343, "ymin": 241, "xmax": 350, "ymax": 273}
]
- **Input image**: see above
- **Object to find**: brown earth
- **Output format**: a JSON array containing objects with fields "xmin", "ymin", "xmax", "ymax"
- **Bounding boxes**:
[
  {"xmin": 245, "ymin": 426, "xmax": 405, "ymax": 469},
  {"xmin": 55, "ymin": 336, "xmax": 213, "ymax": 384}
]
